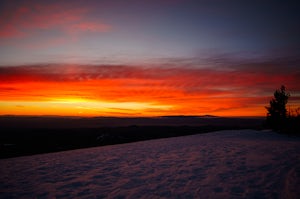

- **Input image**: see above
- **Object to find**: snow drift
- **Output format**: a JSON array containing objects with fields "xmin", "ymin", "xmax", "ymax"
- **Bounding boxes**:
[{"xmin": 1, "ymin": 129, "xmax": 299, "ymax": 198}]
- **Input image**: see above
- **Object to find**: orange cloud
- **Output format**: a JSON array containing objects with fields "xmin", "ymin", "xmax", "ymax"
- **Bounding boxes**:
[{"xmin": 0, "ymin": 64, "xmax": 299, "ymax": 116}]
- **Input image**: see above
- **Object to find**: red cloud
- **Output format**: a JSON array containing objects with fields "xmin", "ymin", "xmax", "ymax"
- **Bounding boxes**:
[
  {"xmin": 0, "ymin": 2, "xmax": 111, "ymax": 39},
  {"xmin": 69, "ymin": 22, "xmax": 111, "ymax": 33},
  {"xmin": 0, "ymin": 64, "xmax": 298, "ymax": 90}
]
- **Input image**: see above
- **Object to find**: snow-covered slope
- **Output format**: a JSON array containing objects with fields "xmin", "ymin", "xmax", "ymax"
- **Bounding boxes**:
[{"xmin": 1, "ymin": 130, "xmax": 299, "ymax": 198}]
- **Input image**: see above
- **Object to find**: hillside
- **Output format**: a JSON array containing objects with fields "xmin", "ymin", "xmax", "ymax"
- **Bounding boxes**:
[{"xmin": 1, "ymin": 129, "xmax": 299, "ymax": 198}]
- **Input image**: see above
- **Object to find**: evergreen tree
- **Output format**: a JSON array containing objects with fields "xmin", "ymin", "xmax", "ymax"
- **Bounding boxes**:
[{"xmin": 266, "ymin": 85, "xmax": 290, "ymax": 130}]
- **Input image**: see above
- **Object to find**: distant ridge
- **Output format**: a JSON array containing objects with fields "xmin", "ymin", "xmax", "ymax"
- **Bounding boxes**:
[
  {"xmin": 0, "ymin": 115, "xmax": 263, "ymax": 129},
  {"xmin": 160, "ymin": 115, "xmax": 218, "ymax": 118}
]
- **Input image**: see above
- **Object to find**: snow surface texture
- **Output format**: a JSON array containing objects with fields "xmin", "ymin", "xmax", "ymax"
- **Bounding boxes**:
[{"xmin": 1, "ymin": 130, "xmax": 300, "ymax": 198}]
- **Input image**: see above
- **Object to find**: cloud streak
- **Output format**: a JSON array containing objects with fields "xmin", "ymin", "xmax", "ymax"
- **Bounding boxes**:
[{"xmin": 0, "ymin": 57, "xmax": 299, "ymax": 116}]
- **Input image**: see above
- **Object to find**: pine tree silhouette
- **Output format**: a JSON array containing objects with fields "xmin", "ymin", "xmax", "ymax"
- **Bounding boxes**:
[{"xmin": 266, "ymin": 85, "xmax": 290, "ymax": 130}]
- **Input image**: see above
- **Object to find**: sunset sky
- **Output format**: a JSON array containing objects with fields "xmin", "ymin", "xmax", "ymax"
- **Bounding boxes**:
[{"xmin": 0, "ymin": 0, "xmax": 299, "ymax": 117}]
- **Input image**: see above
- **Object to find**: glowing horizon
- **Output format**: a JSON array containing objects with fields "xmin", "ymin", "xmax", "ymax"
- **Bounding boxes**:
[{"xmin": 1, "ymin": 64, "xmax": 299, "ymax": 117}]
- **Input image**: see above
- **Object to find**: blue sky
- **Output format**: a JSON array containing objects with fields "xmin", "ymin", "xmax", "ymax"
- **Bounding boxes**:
[{"xmin": 0, "ymin": 0, "xmax": 299, "ymax": 65}]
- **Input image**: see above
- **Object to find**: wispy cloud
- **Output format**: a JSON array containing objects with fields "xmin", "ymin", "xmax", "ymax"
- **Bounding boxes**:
[{"xmin": 0, "ymin": 2, "xmax": 111, "ymax": 40}]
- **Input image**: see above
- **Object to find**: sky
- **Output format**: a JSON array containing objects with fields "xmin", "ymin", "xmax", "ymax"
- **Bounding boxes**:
[{"xmin": 0, "ymin": 0, "xmax": 299, "ymax": 117}]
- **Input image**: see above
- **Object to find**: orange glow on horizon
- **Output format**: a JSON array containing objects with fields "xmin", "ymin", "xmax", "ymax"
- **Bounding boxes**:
[
  {"xmin": 0, "ymin": 64, "xmax": 299, "ymax": 117},
  {"xmin": 0, "ymin": 79, "xmax": 266, "ymax": 117}
]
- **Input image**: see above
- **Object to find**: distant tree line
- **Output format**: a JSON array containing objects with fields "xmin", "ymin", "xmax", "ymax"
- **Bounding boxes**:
[{"xmin": 265, "ymin": 85, "xmax": 300, "ymax": 135}]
